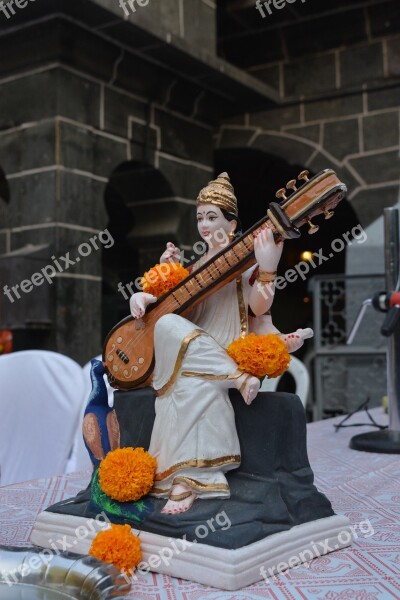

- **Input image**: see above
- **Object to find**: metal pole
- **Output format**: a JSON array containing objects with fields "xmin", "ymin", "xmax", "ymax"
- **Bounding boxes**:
[{"xmin": 384, "ymin": 207, "xmax": 400, "ymax": 431}]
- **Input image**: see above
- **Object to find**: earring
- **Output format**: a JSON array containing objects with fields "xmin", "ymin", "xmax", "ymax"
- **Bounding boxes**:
[{"xmin": 229, "ymin": 231, "xmax": 235, "ymax": 242}]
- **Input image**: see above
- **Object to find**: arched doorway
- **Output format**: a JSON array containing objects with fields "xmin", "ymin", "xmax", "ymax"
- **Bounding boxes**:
[{"xmin": 102, "ymin": 161, "xmax": 180, "ymax": 338}]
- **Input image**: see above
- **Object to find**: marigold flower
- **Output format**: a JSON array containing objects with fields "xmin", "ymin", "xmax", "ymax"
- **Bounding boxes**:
[
  {"xmin": 89, "ymin": 524, "xmax": 141, "ymax": 574},
  {"xmin": 141, "ymin": 262, "xmax": 189, "ymax": 298},
  {"xmin": 227, "ymin": 333, "xmax": 290, "ymax": 379},
  {"xmin": 99, "ymin": 447, "xmax": 157, "ymax": 502}
]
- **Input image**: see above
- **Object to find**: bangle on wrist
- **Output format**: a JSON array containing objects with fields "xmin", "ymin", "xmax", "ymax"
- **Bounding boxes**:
[{"xmin": 257, "ymin": 269, "xmax": 277, "ymax": 283}]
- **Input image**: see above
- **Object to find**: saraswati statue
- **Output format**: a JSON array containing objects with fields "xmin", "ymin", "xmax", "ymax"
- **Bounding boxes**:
[{"xmin": 104, "ymin": 171, "xmax": 336, "ymax": 514}]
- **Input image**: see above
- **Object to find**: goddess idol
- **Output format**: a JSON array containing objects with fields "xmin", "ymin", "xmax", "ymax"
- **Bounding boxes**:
[{"xmin": 129, "ymin": 173, "xmax": 313, "ymax": 515}]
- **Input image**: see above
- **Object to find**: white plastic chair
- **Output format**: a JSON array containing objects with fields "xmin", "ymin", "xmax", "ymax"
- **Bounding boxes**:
[
  {"xmin": 0, "ymin": 350, "xmax": 87, "ymax": 486},
  {"xmin": 259, "ymin": 355, "xmax": 310, "ymax": 408},
  {"xmin": 65, "ymin": 355, "xmax": 115, "ymax": 473}
]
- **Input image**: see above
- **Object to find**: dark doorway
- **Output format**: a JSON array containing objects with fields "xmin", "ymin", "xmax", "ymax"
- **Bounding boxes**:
[{"xmin": 102, "ymin": 161, "xmax": 174, "ymax": 339}]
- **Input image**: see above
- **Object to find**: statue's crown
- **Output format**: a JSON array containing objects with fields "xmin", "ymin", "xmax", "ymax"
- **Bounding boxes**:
[{"xmin": 196, "ymin": 172, "xmax": 238, "ymax": 217}]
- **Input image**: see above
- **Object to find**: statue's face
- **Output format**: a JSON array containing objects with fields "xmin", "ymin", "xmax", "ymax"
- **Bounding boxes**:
[{"xmin": 196, "ymin": 204, "xmax": 236, "ymax": 249}]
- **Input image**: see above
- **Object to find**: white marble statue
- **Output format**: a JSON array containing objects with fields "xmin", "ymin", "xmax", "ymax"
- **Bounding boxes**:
[{"xmin": 129, "ymin": 173, "xmax": 313, "ymax": 514}]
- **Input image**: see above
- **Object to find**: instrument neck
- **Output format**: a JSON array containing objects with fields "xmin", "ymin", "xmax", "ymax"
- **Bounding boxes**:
[{"xmin": 158, "ymin": 215, "xmax": 275, "ymax": 315}]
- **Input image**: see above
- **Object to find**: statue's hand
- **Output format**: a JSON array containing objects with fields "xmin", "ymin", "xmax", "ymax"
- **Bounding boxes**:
[
  {"xmin": 129, "ymin": 292, "xmax": 157, "ymax": 319},
  {"xmin": 160, "ymin": 242, "xmax": 181, "ymax": 264},
  {"xmin": 254, "ymin": 226, "xmax": 283, "ymax": 272}
]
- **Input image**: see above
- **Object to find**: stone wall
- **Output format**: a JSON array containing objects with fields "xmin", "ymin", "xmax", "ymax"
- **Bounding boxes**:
[
  {"xmin": 0, "ymin": 12, "xmax": 215, "ymax": 362},
  {"xmin": 219, "ymin": 3, "xmax": 400, "ymax": 232},
  {"xmin": 216, "ymin": 1, "xmax": 400, "ymax": 412}
]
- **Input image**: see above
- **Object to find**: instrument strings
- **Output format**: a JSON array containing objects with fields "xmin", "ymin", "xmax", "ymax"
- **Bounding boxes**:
[
  {"xmin": 114, "ymin": 222, "xmax": 268, "ymax": 364},
  {"xmin": 161, "ymin": 232, "xmax": 254, "ymax": 310}
]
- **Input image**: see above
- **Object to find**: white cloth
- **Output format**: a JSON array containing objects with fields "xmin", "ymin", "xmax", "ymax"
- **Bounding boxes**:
[
  {"xmin": 0, "ymin": 350, "xmax": 86, "ymax": 486},
  {"xmin": 149, "ymin": 269, "xmax": 254, "ymax": 499}
]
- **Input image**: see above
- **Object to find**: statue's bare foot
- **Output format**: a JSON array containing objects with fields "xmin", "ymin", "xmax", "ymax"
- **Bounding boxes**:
[
  {"xmin": 161, "ymin": 485, "xmax": 196, "ymax": 514},
  {"xmin": 280, "ymin": 328, "xmax": 314, "ymax": 353},
  {"xmin": 235, "ymin": 373, "xmax": 260, "ymax": 405}
]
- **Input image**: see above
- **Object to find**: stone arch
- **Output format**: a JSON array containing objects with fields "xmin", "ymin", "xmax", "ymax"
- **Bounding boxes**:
[
  {"xmin": 102, "ymin": 160, "xmax": 190, "ymax": 337},
  {"xmin": 250, "ymin": 130, "xmax": 319, "ymax": 170},
  {"xmin": 218, "ymin": 125, "xmax": 364, "ymax": 225}
]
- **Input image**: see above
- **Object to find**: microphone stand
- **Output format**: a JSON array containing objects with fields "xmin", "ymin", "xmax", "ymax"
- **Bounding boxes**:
[{"xmin": 346, "ymin": 207, "xmax": 400, "ymax": 453}]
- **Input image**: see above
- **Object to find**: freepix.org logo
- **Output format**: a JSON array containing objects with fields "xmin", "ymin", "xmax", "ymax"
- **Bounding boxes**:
[
  {"xmin": 2, "ymin": 229, "xmax": 114, "ymax": 304},
  {"xmin": 119, "ymin": 0, "xmax": 149, "ymax": 17},
  {"xmin": 255, "ymin": 0, "xmax": 307, "ymax": 19},
  {"xmin": 0, "ymin": 0, "xmax": 36, "ymax": 20}
]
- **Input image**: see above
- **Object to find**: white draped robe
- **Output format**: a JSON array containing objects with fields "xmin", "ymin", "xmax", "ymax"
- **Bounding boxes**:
[{"xmin": 149, "ymin": 269, "xmax": 254, "ymax": 499}]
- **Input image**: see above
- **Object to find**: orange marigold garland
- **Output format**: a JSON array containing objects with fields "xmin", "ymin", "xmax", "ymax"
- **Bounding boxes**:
[
  {"xmin": 141, "ymin": 262, "xmax": 189, "ymax": 298},
  {"xmin": 89, "ymin": 523, "xmax": 142, "ymax": 574},
  {"xmin": 227, "ymin": 333, "xmax": 290, "ymax": 379},
  {"xmin": 99, "ymin": 447, "xmax": 157, "ymax": 502}
]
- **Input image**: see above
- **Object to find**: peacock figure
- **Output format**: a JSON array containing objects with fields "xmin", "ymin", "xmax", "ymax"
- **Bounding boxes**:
[{"xmin": 82, "ymin": 359, "xmax": 120, "ymax": 468}]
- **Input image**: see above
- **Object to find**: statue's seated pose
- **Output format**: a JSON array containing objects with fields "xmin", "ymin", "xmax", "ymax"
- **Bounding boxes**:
[{"xmin": 129, "ymin": 174, "xmax": 313, "ymax": 515}]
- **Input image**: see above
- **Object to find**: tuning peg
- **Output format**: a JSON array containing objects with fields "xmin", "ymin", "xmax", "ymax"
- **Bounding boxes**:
[
  {"xmin": 286, "ymin": 179, "xmax": 298, "ymax": 192},
  {"xmin": 307, "ymin": 219, "xmax": 319, "ymax": 234},
  {"xmin": 324, "ymin": 208, "xmax": 334, "ymax": 220},
  {"xmin": 298, "ymin": 170, "xmax": 310, "ymax": 182},
  {"xmin": 276, "ymin": 188, "xmax": 287, "ymax": 201}
]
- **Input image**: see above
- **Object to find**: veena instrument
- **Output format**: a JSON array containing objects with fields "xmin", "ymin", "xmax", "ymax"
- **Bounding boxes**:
[{"xmin": 104, "ymin": 169, "xmax": 347, "ymax": 390}]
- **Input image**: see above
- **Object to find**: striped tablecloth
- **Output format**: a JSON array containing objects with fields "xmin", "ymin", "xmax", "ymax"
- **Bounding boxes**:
[{"xmin": 1, "ymin": 408, "xmax": 399, "ymax": 599}]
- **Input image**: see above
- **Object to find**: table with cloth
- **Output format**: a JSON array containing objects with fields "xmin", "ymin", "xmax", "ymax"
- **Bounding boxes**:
[{"xmin": 1, "ymin": 408, "xmax": 399, "ymax": 599}]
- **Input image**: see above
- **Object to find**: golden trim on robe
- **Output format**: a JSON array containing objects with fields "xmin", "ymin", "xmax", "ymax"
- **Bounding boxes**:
[
  {"xmin": 168, "ymin": 490, "xmax": 193, "ymax": 501},
  {"xmin": 151, "ymin": 478, "xmax": 230, "ymax": 495},
  {"xmin": 181, "ymin": 368, "xmax": 243, "ymax": 381},
  {"xmin": 236, "ymin": 277, "xmax": 248, "ymax": 338},
  {"xmin": 154, "ymin": 454, "xmax": 241, "ymax": 481},
  {"xmin": 154, "ymin": 329, "xmax": 206, "ymax": 397},
  {"xmin": 174, "ymin": 476, "xmax": 230, "ymax": 493}
]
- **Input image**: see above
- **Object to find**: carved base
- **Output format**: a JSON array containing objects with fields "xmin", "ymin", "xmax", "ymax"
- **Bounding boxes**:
[{"xmin": 31, "ymin": 511, "xmax": 352, "ymax": 591}]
